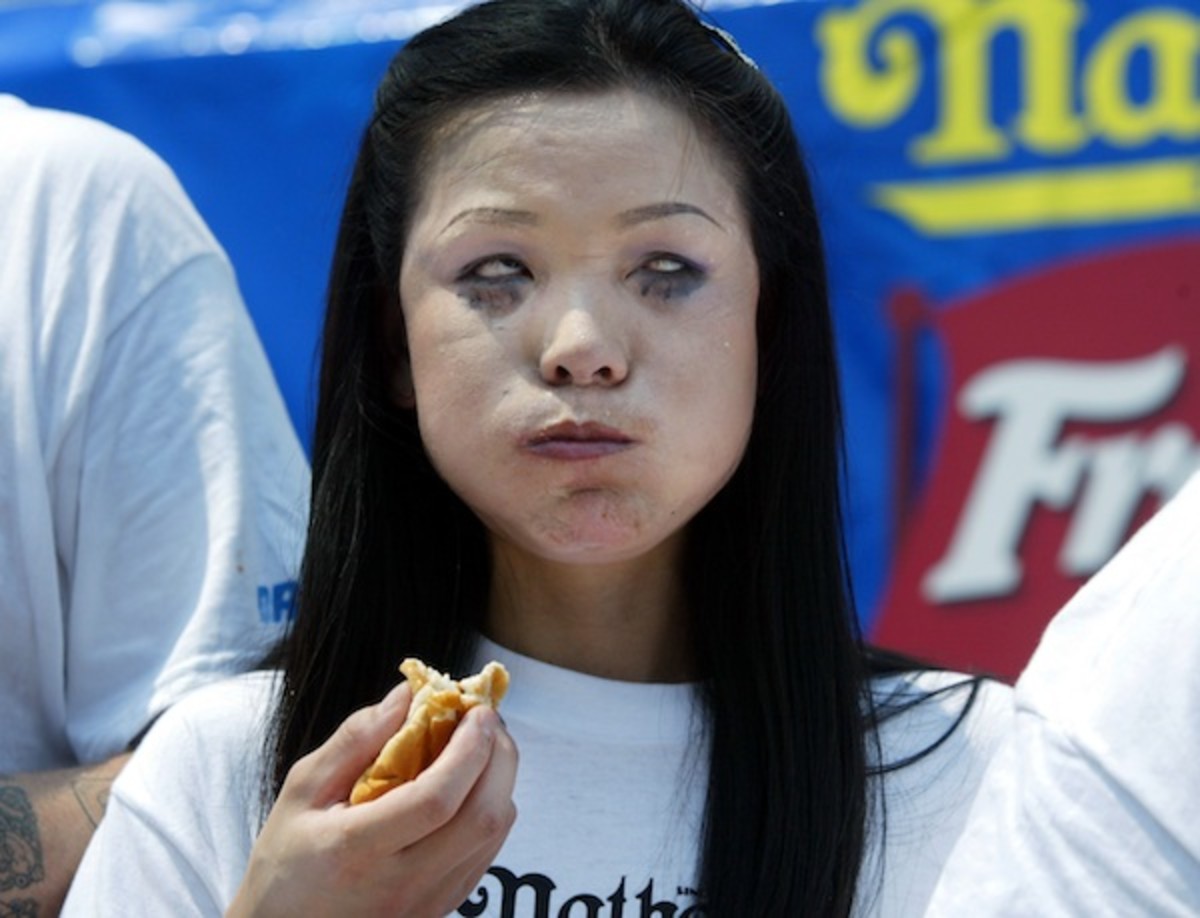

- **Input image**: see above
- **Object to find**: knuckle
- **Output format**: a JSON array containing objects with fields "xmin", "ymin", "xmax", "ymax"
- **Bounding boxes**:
[
  {"xmin": 413, "ymin": 785, "xmax": 459, "ymax": 831},
  {"xmin": 336, "ymin": 709, "xmax": 375, "ymax": 750},
  {"xmin": 474, "ymin": 799, "xmax": 516, "ymax": 841},
  {"xmin": 280, "ymin": 754, "xmax": 316, "ymax": 798}
]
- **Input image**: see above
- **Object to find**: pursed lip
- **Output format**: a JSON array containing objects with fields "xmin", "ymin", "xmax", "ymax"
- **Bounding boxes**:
[{"xmin": 522, "ymin": 420, "xmax": 636, "ymax": 460}]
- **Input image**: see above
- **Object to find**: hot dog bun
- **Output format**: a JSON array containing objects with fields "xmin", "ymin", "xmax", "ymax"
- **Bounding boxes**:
[{"xmin": 350, "ymin": 658, "xmax": 509, "ymax": 804}]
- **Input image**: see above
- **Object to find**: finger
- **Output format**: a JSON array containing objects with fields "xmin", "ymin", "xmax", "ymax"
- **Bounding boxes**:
[
  {"xmin": 424, "ymin": 832, "xmax": 512, "ymax": 918},
  {"xmin": 380, "ymin": 713, "xmax": 518, "ymax": 909},
  {"xmin": 351, "ymin": 704, "xmax": 501, "ymax": 849},
  {"xmin": 461, "ymin": 839, "xmax": 508, "ymax": 892},
  {"xmin": 390, "ymin": 711, "xmax": 518, "ymax": 873},
  {"xmin": 285, "ymin": 683, "xmax": 412, "ymax": 805}
]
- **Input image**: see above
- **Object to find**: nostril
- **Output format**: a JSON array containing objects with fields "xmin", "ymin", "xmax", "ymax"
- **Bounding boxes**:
[{"xmin": 596, "ymin": 366, "xmax": 612, "ymax": 382}]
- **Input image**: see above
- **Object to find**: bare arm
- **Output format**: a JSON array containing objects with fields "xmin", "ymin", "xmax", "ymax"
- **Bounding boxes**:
[{"xmin": 0, "ymin": 753, "xmax": 131, "ymax": 917}]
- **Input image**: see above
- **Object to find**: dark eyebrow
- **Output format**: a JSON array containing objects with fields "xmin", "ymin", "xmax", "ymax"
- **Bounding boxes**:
[
  {"xmin": 616, "ymin": 201, "xmax": 722, "ymax": 229},
  {"xmin": 441, "ymin": 207, "xmax": 539, "ymax": 234}
]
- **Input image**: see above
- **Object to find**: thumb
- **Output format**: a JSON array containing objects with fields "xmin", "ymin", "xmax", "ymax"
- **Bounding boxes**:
[{"xmin": 285, "ymin": 682, "xmax": 412, "ymax": 806}]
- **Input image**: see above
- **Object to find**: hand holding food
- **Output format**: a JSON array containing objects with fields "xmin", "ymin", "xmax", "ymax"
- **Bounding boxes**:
[
  {"xmin": 351, "ymin": 658, "xmax": 510, "ymax": 804},
  {"xmin": 227, "ymin": 672, "xmax": 517, "ymax": 918}
]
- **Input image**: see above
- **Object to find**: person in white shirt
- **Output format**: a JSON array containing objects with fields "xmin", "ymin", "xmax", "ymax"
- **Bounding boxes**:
[
  {"xmin": 0, "ymin": 96, "xmax": 309, "ymax": 914},
  {"xmin": 65, "ymin": 2, "xmax": 1013, "ymax": 914},
  {"xmin": 925, "ymin": 467, "xmax": 1200, "ymax": 916}
]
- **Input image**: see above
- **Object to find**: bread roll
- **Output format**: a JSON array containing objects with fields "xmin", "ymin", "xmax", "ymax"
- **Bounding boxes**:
[{"xmin": 350, "ymin": 658, "xmax": 509, "ymax": 804}]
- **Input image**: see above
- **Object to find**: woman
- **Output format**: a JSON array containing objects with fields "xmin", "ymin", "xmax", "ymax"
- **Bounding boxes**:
[{"xmin": 64, "ymin": 1, "xmax": 1011, "ymax": 914}]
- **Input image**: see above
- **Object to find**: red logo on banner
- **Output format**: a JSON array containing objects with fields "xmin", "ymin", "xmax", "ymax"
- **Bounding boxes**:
[{"xmin": 872, "ymin": 240, "xmax": 1200, "ymax": 681}]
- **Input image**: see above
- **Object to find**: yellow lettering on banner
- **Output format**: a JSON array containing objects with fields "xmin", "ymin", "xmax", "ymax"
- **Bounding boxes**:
[
  {"xmin": 1006, "ymin": 0, "xmax": 1087, "ymax": 157},
  {"xmin": 816, "ymin": 0, "xmax": 1200, "ymax": 232},
  {"xmin": 816, "ymin": 0, "xmax": 944, "ymax": 127},
  {"xmin": 917, "ymin": 0, "xmax": 1086, "ymax": 162},
  {"xmin": 818, "ymin": 0, "xmax": 1087, "ymax": 164},
  {"xmin": 1085, "ymin": 11, "xmax": 1200, "ymax": 145},
  {"xmin": 872, "ymin": 158, "xmax": 1200, "ymax": 234}
]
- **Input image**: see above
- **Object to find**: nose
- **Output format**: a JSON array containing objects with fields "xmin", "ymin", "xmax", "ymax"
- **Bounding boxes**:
[{"xmin": 537, "ymin": 301, "xmax": 629, "ymax": 387}]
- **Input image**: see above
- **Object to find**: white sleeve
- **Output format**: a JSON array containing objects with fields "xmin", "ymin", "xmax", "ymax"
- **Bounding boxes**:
[
  {"xmin": 64, "ymin": 245, "xmax": 309, "ymax": 763},
  {"xmin": 65, "ymin": 784, "xmax": 222, "ymax": 918},
  {"xmin": 926, "ymin": 472, "xmax": 1200, "ymax": 915},
  {"xmin": 63, "ymin": 675, "xmax": 269, "ymax": 916},
  {"xmin": 0, "ymin": 99, "xmax": 310, "ymax": 770}
]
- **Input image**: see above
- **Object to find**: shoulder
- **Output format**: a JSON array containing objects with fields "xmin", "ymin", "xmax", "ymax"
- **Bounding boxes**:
[
  {"xmin": 68, "ymin": 672, "xmax": 277, "ymax": 914},
  {"xmin": 0, "ymin": 95, "xmax": 177, "ymax": 196},
  {"xmin": 107, "ymin": 671, "xmax": 277, "ymax": 856},
  {"xmin": 871, "ymin": 669, "xmax": 1014, "ymax": 773},
  {"xmin": 0, "ymin": 95, "xmax": 220, "ymax": 278},
  {"xmin": 920, "ymin": 474, "xmax": 1200, "ymax": 912},
  {"xmin": 1016, "ymin": 470, "xmax": 1200, "ymax": 727},
  {"xmin": 124, "ymin": 671, "xmax": 279, "ymax": 811},
  {"xmin": 1000, "ymin": 471, "xmax": 1200, "ymax": 837},
  {"xmin": 141, "ymin": 670, "xmax": 279, "ymax": 749},
  {"xmin": 858, "ymin": 671, "xmax": 1015, "ymax": 915},
  {"xmin": 868, "ymin": 668, "xmax": 1015, "ymax": 826}
]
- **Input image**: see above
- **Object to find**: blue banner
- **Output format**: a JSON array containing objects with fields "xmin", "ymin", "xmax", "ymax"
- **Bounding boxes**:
[{"xmin": 4, "ymin": 0, "xmax": 1197, "ymax": 677}]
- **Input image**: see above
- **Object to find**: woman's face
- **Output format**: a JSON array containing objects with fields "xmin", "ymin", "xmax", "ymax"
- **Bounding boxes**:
[{"xmin": 397, "ymin": 90, "xmax": 759, "ymax": 567}]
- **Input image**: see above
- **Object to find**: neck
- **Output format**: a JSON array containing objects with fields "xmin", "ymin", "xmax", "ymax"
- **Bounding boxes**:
[{"xmin": 484, "ymin": 536, "xmax": 694, "ymax": 683}]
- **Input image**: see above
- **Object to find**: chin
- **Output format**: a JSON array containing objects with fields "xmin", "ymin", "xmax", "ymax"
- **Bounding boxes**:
[
  {"xmin": 484, "ymin": 492, "xmax": 690, "ymax": 566},
  {"xmin": 543, "ymin": 540, "xmax": 655, "ymax": 566},
  {"xmin": 530, "ymin": 517, "xmax": 686, "ymax": 567}
]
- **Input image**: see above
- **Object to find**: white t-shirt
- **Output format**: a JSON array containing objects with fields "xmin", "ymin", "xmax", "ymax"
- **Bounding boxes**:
[
  {"xmin": 926, "ymin": 470, "xmax": 1200, "ymax": 916},
  {"xmin": 64, "ymin": 638, "xmax": 1013, "ymax": 916},
  {"xmin": 0, "ymin": 96, "xmax": 310, "ymax": 771}
]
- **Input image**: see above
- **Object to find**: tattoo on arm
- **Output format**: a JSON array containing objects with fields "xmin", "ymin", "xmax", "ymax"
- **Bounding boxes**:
[
  {"xmin": 70, "ymin": 778, "xmax": 110, "ymax": 830},
  {"xmin": 0, "ymin": 785, "xmax": 44, "ymax": 916}
]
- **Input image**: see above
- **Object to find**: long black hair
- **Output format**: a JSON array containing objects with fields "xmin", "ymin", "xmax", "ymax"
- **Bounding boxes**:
[{"xmin": 270, "ymin": 1, "xmax": 941, "ymax": 913}]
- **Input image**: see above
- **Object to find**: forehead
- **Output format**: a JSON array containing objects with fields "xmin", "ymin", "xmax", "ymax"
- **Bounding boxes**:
[{"xmin": 411, "ymin": 90, "xmax": 745, "ymax": 225}]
